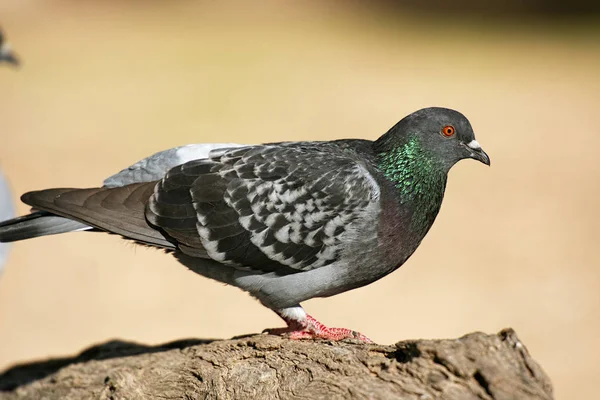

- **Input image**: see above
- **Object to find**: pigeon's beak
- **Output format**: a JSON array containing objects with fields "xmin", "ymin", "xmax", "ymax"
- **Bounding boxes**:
[
  {"xmin": 464, "ymin": 140, "xmax": 490, "ymax": 166},
  {"xmin": 0, "ymin": 42, "xmax": 19, "ymax": 66}
]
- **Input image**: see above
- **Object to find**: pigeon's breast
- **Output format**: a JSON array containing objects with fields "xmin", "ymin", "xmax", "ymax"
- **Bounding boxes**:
[
  {"xmin": 374, "ymin": 178, "xmax": 427, "ymax": 273},
  {"xmin": 376, "ymin": 173, "xmax": 446, "ymax": 275}
]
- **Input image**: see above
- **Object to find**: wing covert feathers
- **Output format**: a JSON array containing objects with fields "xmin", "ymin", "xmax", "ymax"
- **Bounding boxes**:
[{"xmin": 146, "ymin": 144, "xmax": 379, "ymax": 273}]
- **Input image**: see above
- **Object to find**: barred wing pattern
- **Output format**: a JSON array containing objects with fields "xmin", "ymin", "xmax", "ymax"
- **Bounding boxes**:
[{"xmin": 146, "ymin": 144, "xmax": 380, "ymax": 273}]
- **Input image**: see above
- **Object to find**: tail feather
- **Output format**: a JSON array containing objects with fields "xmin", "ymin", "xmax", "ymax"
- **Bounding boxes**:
[
  {"xmin": 15, "ymin": 183, "xmax": 175, "ymax": 249},
  {"xmin": 0, "ymin": 211, "xmax": 91, "ymax": 242}
]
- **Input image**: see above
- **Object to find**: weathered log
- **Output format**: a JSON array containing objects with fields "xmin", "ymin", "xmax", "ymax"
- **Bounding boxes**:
[{"xmin": 0, "ymin": 328, "xmax": 553, "ymax": 399}]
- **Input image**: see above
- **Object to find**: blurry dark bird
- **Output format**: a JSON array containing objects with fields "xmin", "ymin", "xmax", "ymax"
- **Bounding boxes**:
[
  {"xmin": 0, "ymin": 107, "xmax": 490, "ymax": 341},
  {"xmin": 0, "ymin": 28, "xmax": 19, "ymax": 66}
]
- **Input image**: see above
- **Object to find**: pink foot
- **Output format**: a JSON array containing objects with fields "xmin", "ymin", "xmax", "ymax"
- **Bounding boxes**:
[{"xmin": 265, "ymin": 314, "xmax": 373, "ymax": 343}]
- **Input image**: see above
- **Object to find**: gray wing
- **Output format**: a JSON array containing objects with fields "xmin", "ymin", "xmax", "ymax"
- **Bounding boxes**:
[{"xmin": 146, "ymin": 144, "xmax": 380, "ymax": 273}]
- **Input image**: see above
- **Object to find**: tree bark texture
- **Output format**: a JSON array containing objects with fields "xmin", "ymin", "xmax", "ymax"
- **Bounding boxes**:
[{"xmin": 0, "ymin": 328, "xmax": 553, "ymax": 400}]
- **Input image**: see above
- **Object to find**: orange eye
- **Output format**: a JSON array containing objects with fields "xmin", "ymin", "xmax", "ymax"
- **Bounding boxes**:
[{"xmin": 442, "ymin": 125, "xmax": 455, "ymax": 137}]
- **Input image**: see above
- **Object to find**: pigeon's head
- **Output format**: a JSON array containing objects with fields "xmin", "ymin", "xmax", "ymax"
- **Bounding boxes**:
[{"xmin": 375, "ymin": 107, "xmax": 490, "ymax": 171}]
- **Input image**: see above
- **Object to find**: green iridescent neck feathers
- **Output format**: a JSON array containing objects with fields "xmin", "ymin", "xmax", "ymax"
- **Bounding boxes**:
[
  {"xmin": 377, "ymin": 136, "xmax": 447, "ymax": 197},
  {"xmin": 376, "ymin": 135, "xmax": 447, "ymax": 231}
]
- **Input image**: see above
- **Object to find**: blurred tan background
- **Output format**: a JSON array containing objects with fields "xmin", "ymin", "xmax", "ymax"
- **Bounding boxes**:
[{"xmin": 0, "ymin": 1, "xmax": 599, "ymax": 398}]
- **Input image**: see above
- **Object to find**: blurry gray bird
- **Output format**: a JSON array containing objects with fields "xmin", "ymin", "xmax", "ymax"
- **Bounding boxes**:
[
  {"xmin": 0, "ymin": 170, "xmax": 14, "ymax": 274},
  {"xmin": 0, "ymin": 29, "xmax": 19, "ymax": 66},
  {"xmin": 0, "ymin": 108, "xmax": 489, "ymax": 341},
  {"xmin": 0, "ymin": 27, "xmax": 18, "ymax": 274}
]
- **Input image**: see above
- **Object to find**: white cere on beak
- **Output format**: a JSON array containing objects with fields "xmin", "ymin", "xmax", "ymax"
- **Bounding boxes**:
[{"xmin": 467, "ymin": 140, "xmax": 481, "ymax": 150}]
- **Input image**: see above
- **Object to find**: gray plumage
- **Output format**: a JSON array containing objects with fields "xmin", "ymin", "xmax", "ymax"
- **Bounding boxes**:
[
  {"xmin": 103, "ymin": 143, "xmax": 244, "ymax": 187},
  {"xmin": 0, "ymin": 211, "xmax": 87, "ymax": 242},
  {"xmin": 0, "ymin": 107, "xmax": 490, "ymax": 340}
]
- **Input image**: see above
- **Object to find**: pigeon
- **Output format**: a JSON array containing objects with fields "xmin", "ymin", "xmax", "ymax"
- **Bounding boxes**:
[
  {"xmin": 0, "ymin": 28, "xmax": 19, "ymax": 66},
  {"xmin": 0, "ymin": 107, "xmax": 489, "ymax": 342}
]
